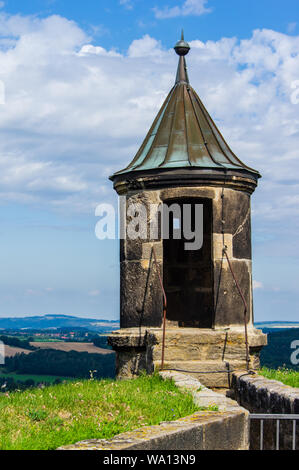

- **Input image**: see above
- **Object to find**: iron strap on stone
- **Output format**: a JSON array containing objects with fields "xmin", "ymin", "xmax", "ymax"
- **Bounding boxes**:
[
  {"xmin": 150, "ymin": 169, "xmax": 251, "ymax": 374},
  {"xmin": 222, "ymin": 247, "xmax": 250, "ymax": 372},
  {"xmin": 151, "ymin": 244, "xmax": 239, "ymax": 375},
  {"xmin": 151, "ymin": 191, "xmax": 250, "ymax": 373},
  {"xmin": 151, "ymin": 245, "xmax": 167, "ymax": 370},
  {"xmin": 220, "ymin": 173, "xmax": 251, "ymax": 373}
]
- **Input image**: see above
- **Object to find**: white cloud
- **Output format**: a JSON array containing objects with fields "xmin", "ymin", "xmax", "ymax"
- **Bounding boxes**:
[
  {"xmin": 119, "ymin": 0, "xmax": 133, "ymax": 10},
  {"xmin": 128, "ymin": 34, "xmax": 164, "ymax": 57},
  {"xmin": 26, "ymin": 287, "xmax": 54, "ymax": 295},
  {"xmin": 0, "ymin": 13, "xmax": 297, "ymax": 258},
  {"xmin": 88, "ymin": 290, "xmax": 100, "ymax": 297},
  {"xmin": 253, "ymin": 280, "xmax": 263, "ymax": 290},
  {"xmin": 287, "ymin": 22, "xmax": 297, "ymax": 34},
  {"xmin": 154, "ymin": 0, "xmax": 211, "ymax": 19},
  {"xmin": 26, "ymin": 289, "xmax": 37, "ymax": 295},
  {"xmin": 79, "ymin": 44, "xmax": 121, "ymax": 57}
]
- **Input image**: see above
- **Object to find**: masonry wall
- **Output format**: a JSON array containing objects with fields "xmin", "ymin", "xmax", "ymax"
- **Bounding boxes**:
[
  {"xmin": 232, "ymin": 372, "xmax": 299, "ymax": 450},
  {"xmin": 120, "ymin": 185, "xmax": 254, "ymax": 329}
]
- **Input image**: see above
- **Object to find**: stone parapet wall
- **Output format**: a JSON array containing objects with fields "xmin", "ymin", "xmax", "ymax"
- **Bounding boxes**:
[
  {"xmin": 159, "ymin": 370, "xmax": 248, "ymax": 414},
  {"xmin": 232, "ymin": 372, "xmax": 299, "ymax": 414},
  {"xmin": 59, "ymin": 410, "xmax": 248, "ymax": 451},
  {"xmin": 232, "ymin": 372, "xmax": 299, "ymax": 450}
]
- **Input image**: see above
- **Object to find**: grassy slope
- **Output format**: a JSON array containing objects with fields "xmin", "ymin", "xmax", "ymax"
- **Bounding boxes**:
[
  {"xmin": 259, "ymin": 367, "xmax": 299, "ymax": 388},
  {"xmin": 0, "ymin": 374, "xmax": 200, "ymax": 450}
]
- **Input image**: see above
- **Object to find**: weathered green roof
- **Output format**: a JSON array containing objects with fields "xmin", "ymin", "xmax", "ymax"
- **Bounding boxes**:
[{"xmin": 112, "ymin": 33, "xmax": 260, "ymax": 179}]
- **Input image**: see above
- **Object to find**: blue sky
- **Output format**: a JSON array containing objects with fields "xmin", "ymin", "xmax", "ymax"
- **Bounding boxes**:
[
  {"xmin": 4, "ymin": 0, "xmax": 299, "ymax": 49},
  {"xmin": 0, "ymin": 0, "xmax": 298, "ymax": 321}
]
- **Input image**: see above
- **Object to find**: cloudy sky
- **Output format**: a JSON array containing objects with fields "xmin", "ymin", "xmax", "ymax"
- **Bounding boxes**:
[{"xmin": 0, "ymin": 0, "xmax": 298, "ymax": 321}]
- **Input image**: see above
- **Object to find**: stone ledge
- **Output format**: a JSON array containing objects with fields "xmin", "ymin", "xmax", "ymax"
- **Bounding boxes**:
[
  {"xmin": 58, "ymin": 410, "xmax": 248, "ymax": 451},
  {"xmin": 108, "ymin": 327, "xmax": 267, "ymax": 352},
  {"xmin": 159, "ymin": 370, "xmax": 248, "ymax": 413},
  {"xmin": 107, "ymin": 328, "xmax": 148, "ymax": 349},
  {"xmin": 232, "ymin": 371, "xmax": 299, "ymax": 413},
  {"xmin": 109, "ymin": 327, "xmax": 267, "ymax": 347}
]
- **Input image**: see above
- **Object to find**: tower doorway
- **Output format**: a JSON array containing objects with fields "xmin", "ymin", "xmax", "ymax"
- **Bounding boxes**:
[{"xmin": 163, "ymin": 198, "xmax": 214, "ymax": 327}]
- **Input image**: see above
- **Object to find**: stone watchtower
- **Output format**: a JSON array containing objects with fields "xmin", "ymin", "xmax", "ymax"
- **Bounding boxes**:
[{"xmin": 108, "ymin": 34, "xmax": 266, "ymax": 388}]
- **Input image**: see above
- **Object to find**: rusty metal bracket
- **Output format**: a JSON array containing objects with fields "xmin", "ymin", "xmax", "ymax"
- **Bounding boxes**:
[
  {"xmin": 223, "ymin": 246, "xmax": 250, "ymax": 371},
  {"xmin": 151, "ymin": 245, "xmax": 167, "ymax": 370}
]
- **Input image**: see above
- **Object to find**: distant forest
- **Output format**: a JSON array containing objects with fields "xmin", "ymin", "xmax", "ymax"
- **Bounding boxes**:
[
  {"xmin": 4, "ymin": 348, "xmax": 116, "ymax": 379},
  {"xmin": 0, "ymin": 375, "xmax": 63, "ymax": 392},
  {"xmin": 0, "ymin": 335, "xmax": 36, "ymax": 351}
]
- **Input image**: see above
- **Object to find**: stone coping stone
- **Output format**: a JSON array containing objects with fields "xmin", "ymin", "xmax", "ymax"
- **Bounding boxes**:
[
  {"xmin": 58, "ymin": 372, "xmax": 249, "ymax": 450},
  {"xmin": 159, "ymin": 370, "xmax": 248, "ymax": 413},
  {"xmin": 232, "ymin": 371, "xmax": 299, "ymax": 414},
  {"xmin": 58, "ymin": 410, "xmax": 247, "ymax": 450},
  {"xmin": 108, "ymin": 327, "xmax": 267, "ymax": 348}
]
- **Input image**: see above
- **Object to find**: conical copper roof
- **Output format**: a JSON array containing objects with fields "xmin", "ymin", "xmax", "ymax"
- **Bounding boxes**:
[{"xmin": 111, "ymin": 33, "xmax": 260, "ymax": 180}]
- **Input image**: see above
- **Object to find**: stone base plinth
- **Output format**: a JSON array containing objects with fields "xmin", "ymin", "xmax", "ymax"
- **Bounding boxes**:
[{"xmin": 108, "ymin": 327, "xmax": 267, "ymax": 388}]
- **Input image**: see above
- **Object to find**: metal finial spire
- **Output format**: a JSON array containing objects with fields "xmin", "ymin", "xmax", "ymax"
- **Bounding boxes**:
[
  {"xmin": 174, "ymin": 31, "xmax": 190, "ymax": 56},
  {"xmin": 174, "ymin": 31, "xmax": 190, "ymax": 84}
]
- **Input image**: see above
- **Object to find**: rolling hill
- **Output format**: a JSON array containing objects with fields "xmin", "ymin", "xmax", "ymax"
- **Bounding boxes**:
[{"xmin": 0, "ymin": 314, "xmax": 119, "ymax": 332}]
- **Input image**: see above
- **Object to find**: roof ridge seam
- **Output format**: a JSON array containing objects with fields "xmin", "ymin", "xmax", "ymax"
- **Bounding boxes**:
[
  {"xmin": 159, "ymin": 85, "xmax": 179, "ymax": 168},
  {"xmin": 187, "ymin": 87, "xmax": 224, "ymax": 169}
]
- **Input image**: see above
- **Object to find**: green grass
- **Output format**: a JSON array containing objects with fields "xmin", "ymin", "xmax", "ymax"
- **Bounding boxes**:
[
  {"xmin": 0, "ymin": 371, "xmax": 73, "ymax": 384},
  {"xmin": 0, "ymin": 373, "xmax": 205, "ymax": 450},
  {"xmin": 259, "ymin": 367, "xmax": 299, "ymax": 388}
]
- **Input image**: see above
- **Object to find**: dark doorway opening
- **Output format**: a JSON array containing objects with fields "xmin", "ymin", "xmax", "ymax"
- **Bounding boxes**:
[{"xmin": 163, "ymin": 198, "xmax": 214, "ymax": 328}]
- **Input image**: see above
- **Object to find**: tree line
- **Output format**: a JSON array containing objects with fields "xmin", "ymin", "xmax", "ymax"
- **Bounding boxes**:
[
  {"xmin": 0, "ymin": 376, "xmax": 63, "ymax": 393},
  {"xmin": 92, "ymin": 335, "xmax": 112, "ymax": 350},
  {"xmin": 0, "ymin": 335, "xmax": 36, "ymax": 351},
  {"xmin": 4, "ymin": 348, "xmax": 116, "ymax": 379}
]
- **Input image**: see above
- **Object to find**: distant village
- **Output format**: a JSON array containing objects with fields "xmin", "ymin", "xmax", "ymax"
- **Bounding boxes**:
[{"xmin": 0, "ymin": 328, "xmax": 103, "ymax": 343}]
